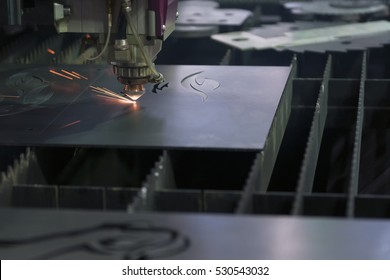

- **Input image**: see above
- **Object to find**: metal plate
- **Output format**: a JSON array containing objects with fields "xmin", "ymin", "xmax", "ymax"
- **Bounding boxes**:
[
  {"xmin": 0, "ymin": 65, "xmax": 290, "ymax": 150},
  {"xmin": 0, "ymin": 208, "xmax": 390, "ymax": 259}
]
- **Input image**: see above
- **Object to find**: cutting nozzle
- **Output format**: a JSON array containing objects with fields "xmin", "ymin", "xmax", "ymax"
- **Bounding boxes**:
[{"xmin": 122, "ymin": 84, "xmax": 146, "ymax": 101}]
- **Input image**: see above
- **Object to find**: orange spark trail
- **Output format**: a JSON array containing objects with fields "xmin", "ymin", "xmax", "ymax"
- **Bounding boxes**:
[
  {"xmin": 61, "ymin": 70, "xmax": 82, "ymax": 79},
  {"xmin": 71, "ymin": 71, "xmax": 88, "ymax": 80},
  {"xmin": 60, "ymin": 120, "xmax": 81, "ymax": 129},
  {"xmin": 90, "ymin": 86, "xmax": 132, "ymax": 102},
  {"xmin": 49, "ymin": 70, "xmax": 73, "ymax": 80},
  {"xmin": 47, "ymin": 48, "xmax": 56, "ymax": 55}
]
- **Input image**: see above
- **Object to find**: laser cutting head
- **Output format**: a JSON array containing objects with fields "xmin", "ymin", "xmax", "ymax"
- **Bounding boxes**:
[
  {"xmin": 110, "ymin": 0, "xmax": 178, "ymax": 101},
  {"xmin": 0, "ymin": 0, "xmax": 177, "ymax": 101}
]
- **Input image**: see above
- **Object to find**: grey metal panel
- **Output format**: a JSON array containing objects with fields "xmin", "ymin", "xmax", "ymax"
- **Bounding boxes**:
[
  {"xmin": 0, "ymin": 65, "xmax": 290, "ymax": 150},
  {"xmin": 0, "ymin": 208, "xmax": 390, "ymax": 259}
]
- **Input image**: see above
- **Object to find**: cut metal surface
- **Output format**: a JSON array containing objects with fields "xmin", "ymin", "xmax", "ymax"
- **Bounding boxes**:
[
  {"xmin": 249, "ymin": 22, "xmax": 343, "ymax": 39},
  {"xmin": 1, "ymin": 208, "xmax": 390, "ymax": 259},
  {"xmin": 211, "ymin": 21, "xmax": 390, "ymax": 53},
  {"xmin": 284, "ymin": 1, "xmax": 389, "ymax": 21},
  {"xmin": 177, "ymin": 1, "xmax": 252, "ymax": 26},
  {"xmin": 174, "ymin": 0, "xmax": 252, "ymax": 38},
  {"xmin": 0, "ymin": 65, "xmax": 290, "ymax": 150},
  {"xmin": 247, "ymin": 21, "xmax": 390, "ymax": 53}
]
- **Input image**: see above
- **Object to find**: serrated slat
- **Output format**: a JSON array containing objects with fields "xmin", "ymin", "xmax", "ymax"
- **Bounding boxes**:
[
  {"xmin": 347, "ymin": 51, "xmax": 367, "ymax": 217},
  {"xmin": 292, "ymin": 54, "xmax": 332, "ymax": 215},
  {"xmin": 128, "ymin": 151, "xmax": 175, "ymax": 213},
  {"xmin": 235, "ymin": 56, "xmax": 297, "ymax": 213}
]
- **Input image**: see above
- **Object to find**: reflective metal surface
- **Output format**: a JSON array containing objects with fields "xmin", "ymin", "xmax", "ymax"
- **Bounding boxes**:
[
  {"xmin": 0, "ymin": 65, "xmax": 290, "ymax": 150},
  {"xmin": 0, "ymin": 208, "xmax": 390, "ymax": 259}
]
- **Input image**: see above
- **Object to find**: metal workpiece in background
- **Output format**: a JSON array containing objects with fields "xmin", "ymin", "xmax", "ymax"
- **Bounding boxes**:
[
  {"xmin": 212, "ymin": 21, "xmax": 390, "ymax": 53},
  {"xmin": 0, "ymin": 64, "xmax": 291, "ymax": 150},
  {"xmin": 284, "ymin": 0, "xmax": 389, "ymax": 21},
  {"xmin": 248, "ymin": 21, "xmax": 390, "ymax": 53},
  {"xmin": 174, "ymin": 0, "xmax": 253, "ymax": 38},
  {"xmin": 176, "ymin": 0, "xmax": 253, "ymax": 26}
]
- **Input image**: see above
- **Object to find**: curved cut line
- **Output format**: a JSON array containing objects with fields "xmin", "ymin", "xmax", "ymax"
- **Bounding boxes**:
[
  {"xmin": 181, "ymin": 71, "xmax": 221, "ymax": 102},
  {"xmin": 181, "ymin": 71, "xmax": 204, "ymax": 84},
  {"xmin": 190, "ymin": 83, "xmax": 208, "ymax": 101}
]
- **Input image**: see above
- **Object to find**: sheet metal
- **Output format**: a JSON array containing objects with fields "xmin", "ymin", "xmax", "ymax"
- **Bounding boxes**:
[
  {"xmin": 0, "ymin": 65, "xmax": 290, "ymax": 150},
  {"xmin": 1, "ymin": 208, "xmax": 390, "ymax": 259}
]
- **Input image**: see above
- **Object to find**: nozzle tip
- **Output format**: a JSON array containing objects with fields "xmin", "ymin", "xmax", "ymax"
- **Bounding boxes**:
[{"xmin": 123, "ymin": 84, "xmax": 145, "ymax": 101}]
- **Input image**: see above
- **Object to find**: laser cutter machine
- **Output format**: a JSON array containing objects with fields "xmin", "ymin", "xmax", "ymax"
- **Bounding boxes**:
[{"xmin": 1, "ymin": 0, "xmax": 390, "ymax": 260}]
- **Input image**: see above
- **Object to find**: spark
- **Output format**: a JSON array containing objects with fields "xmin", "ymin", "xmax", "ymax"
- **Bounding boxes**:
[
  {"xmin": 94, "ymin": 94, "xmax": 117, "ymax": 101},
  {"xmin": 95, "ymin": 94, "xmax": 132, "ymax": 103},
  {"xmin": 49, "ymin": 70, "xmax": 73, "ymax": 80},
  {"xmin": 71, "ymin": 71, "xmax": 88, "ymax": 80},
  {"xmin": 60, "ymin": 120, "xmax": 81, "ymax": 129},
  {"xmin": 90, "ymin": 86, "xmax": 134, "ymax": 103},
  {"xmin": 131, "ymin": 102, "xmax": 140, "ymax": 111},
  {"xmin": 61, "ymin": 70, "xmax": 82, "ymax": 79},
  {"xmin": 47, "ymin": 48, "xmax": 56, "ymax": 55}
]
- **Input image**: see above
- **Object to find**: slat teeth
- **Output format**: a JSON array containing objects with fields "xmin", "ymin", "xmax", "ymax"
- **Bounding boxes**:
[
  {"xmin": 292, "ymin": 54, "xmax": 332, "ymax": 215},
  {"xmin": 347, "ymin": 51, "xmax": 367, "ymax": 217},
  {"xmin": 235, "ymin": 153, "xmax": 261, "ymax": 213},
  {"xmin": 0, "ymin": 149, "xmax": 32, "ymax": 206},
  {"xmin": 128, "ymin": 151, "xmax": 174, "ymax": 213},
  {"xmin": 236, "ymin": 56, "xmax": 297, "ymax": 214}
]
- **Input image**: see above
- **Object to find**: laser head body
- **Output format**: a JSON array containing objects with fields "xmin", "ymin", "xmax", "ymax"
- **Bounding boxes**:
[
  {"xmin": 1, "ymin": 0, "xmax": 178, "ymax": 101},
  {"xmin": 111, "ymin": 0, "xmax": 178, "ymax": 101}
]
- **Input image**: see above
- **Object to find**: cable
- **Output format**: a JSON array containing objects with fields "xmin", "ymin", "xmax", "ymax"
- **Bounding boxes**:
[
  {"xmin": 85, "ymin": 0, "xmax": 112, "ymax": 61},
  {"xmin": 123, "ymin": 8, "xmax": 164, "ymax": 82},
  {"xmin": 85, "ymin": 15, "xmax": 112, "ymax": 61}
]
